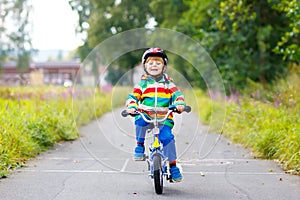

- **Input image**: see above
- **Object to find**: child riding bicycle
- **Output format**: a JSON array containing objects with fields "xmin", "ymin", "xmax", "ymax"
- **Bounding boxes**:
[{"xmin": 126, "ymin": 47, "xmax": 186, "ymax": 182}]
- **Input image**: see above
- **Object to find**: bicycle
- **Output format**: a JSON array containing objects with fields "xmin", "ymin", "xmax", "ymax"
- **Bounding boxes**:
[{"xmin": 121, "ymin": 105, "xmax": 191, "ymax": 194}]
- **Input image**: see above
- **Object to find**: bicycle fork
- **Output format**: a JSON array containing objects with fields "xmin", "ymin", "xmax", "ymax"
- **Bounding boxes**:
[
  {"xmin": 147, "ymin": 153, "xmax": 168, "ymax": 177},
  {"xmin": 147, "ymin": 135, "xmax": 169, "ymax": 179}
]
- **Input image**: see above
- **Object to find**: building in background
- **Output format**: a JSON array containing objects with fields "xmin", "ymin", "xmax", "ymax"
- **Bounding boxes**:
[
  {"xmin": 0, "ymin": 60, "xmax": 145, "ymax": 88},
  {"xmin": 0, "ymin": 61, "xmax": 80, "ymax": 86}
]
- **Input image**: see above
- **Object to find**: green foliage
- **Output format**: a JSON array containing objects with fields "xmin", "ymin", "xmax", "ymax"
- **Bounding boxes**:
[
  {"xmin": 149, "ymin": 0, "xmax": 298, "ymax": 90},
  {"xmin": 216, "ymin": 0, "xmax": 290, "ymax": 86},
  {"xmin": 70, "ymin": 0, "xmax": 299, "ymax": 90},
  {"xmin": 0, "ymin": 86, "xmax": 112, "ymax": 178},
  {"xmin": 105, "ymin": 66, "xmax": 127, "ymax": 85},
  {"xmin": 150, "ymin": 0, "xmax": 188, "ymax": 28},
  {"xmin": 269, "ymin": 0, "xmax": 300, "ymax": 63}
]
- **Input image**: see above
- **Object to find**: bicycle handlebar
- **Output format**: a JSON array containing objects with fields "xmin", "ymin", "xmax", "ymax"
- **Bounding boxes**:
[{"xmin": 121, "ymin": 106, "xmax": 192, "ymax": 122}]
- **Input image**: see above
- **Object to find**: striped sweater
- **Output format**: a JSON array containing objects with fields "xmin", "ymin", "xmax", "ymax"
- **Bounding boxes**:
[{"xmin": 126, "ymin": 73, "xmax": 185, "ymax": 128}]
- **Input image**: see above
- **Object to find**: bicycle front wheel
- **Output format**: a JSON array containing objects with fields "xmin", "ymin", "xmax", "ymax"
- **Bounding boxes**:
[{"xmin": 153, "ymin": 154, "xmax": 163, "ymax": 194}]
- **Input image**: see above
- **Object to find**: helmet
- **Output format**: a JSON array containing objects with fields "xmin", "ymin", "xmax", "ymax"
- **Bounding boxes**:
[{"xmin": 142, "ymin": 47, "xmax": 168, "ymax": 66}]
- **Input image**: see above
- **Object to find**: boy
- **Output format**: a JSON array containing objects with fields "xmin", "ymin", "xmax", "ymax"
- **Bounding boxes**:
[{"xmin": 126, "ymin": 47, "xmax": 186, "ymax": 182}]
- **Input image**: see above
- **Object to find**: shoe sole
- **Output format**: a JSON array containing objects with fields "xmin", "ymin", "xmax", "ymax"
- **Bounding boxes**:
[
  {"xmin": 171, "ymin": 178, "xmax": 182, "ymax": 183},
  {"xmin": 134, "ymin": 157, "xmax": 145, "ymax": 161},
  {"xmin": 133, "ymin": 154, "xmax": 146, "ymax": 161}
]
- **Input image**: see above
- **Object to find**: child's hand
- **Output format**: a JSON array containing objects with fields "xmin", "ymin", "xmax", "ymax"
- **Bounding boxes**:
[
  {"xmin": 176, "ymin": 105, "xmax": 185, "ymax": 113},
  {"xmin": 127, "ymin": 108, "xmax": 137, "ymax": 114}
]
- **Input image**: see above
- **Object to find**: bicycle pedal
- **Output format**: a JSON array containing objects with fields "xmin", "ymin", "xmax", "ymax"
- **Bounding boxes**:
[
  {"xmin": 148, "ymin": 174, "xmax": 154, "ymax": 179},
  {"xmin": 168, "ymin": 175, "xmax": 174, "ymax": 183},
  {"xmin": 133, "ymin": 154, "xmax": 146, "ymax": 161}
]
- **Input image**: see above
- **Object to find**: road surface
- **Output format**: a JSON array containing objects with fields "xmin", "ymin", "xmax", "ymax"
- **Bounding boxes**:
[{"xmin": 0, "ymin": 108, "xmax": 299, "ymax": 200}]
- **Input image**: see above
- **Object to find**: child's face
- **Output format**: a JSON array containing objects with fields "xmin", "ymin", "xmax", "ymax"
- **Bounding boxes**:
[{"xmin": 145, "ymin": 57, "xmax": 164, "ymax": 77}]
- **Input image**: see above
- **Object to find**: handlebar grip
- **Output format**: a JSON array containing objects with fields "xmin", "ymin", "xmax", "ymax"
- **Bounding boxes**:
[
  {"xmin": 184, "ymin": 106, "xmax": 191, "ymax": 113},
  {"xmin": 169, "ymin": 105, "xmax": 192, "ymax": 113},
  {"xmin": 121, "ymin": 110, "xmax": 129, "ymax": 117}
]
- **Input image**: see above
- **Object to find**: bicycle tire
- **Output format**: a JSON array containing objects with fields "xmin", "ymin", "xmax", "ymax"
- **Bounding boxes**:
[{"xmin": 153, "ymin": 154, "xmax": 163, "ymax": 194}]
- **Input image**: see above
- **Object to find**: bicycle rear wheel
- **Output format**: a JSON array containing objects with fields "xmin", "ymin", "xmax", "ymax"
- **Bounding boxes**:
[{"xmin": 153, "ymin": 154, "xmax": 163, "ymax": 194}]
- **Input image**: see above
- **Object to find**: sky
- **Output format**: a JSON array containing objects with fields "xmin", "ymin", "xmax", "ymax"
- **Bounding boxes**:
[{"xmin": 31, "ymin": 0, "xmax": 84, "ymax": 51}]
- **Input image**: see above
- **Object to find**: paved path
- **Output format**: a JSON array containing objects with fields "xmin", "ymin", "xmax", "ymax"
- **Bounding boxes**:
[{"xmin": 0, "ymin": 108, "xmax": 299, "ymax": 200}]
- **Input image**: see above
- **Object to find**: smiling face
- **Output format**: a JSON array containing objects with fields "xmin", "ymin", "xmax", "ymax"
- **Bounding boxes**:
[{"xmin": 144, "ymin": 57, "xmax": 165, "ymax": 77}]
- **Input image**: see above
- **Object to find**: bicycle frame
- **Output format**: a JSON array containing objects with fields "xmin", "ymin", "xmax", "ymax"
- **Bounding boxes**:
[
  {"xmin": 138, "ymin": 110, "xmax": 172, "ymax": 181},
  {"xmin": 121, "ymin": 105, "xmax": 191, "ymax": 194}
]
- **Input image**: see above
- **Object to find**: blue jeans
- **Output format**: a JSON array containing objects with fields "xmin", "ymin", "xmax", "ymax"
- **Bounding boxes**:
[{"xmin": 135, "ymin": 117, "xmax": 177, "ymax": 161}]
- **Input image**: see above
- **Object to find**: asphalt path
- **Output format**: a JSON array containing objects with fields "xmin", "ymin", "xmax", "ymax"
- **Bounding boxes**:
[{"xmin": 0, "ymin": 108, "xmax": 300, "ymax": 200}]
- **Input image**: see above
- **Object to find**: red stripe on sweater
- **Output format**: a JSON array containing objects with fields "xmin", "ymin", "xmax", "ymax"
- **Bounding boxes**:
[
  {"xmin": 170, "ymin": 86, "xmax": 178, "ymax": 93},
  {"xmin": 176, "ymin": 97, "xmax": 184, "ymax": 101},
  {"xmin": 144, "ymin": 87, "xmax": 171, "ymax": 94},
  {"xmin": 133, "ymin": 88, "xmax": 142, "ymax": 94}
]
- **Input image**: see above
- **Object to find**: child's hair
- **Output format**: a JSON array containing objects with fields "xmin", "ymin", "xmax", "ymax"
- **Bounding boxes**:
[{"xmin": 145, "ymin": 57, "xmax": 164, "ymax": 64}]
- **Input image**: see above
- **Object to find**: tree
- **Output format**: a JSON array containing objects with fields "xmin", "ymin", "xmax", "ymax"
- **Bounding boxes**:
[
  {"xmin": 214, "ymin": 0, "xmax": 295, "ymax": 88},
  {"xmin": 0, "ymin": 0, "xmax": 33, "ymax": 74},
  {"xmin": 69, "ymin": 0, "xmax": 154, "ymax": 85},
  {"xmin": 70, "ymin": 0, "xmax": 299, "ymax": 90},
  {"xmin": 105, "ymin": 65, "xmax": 127, "ymax": 85},
  {"xmin": 149, "ymin": 0, "xmax": 188, "ymax": 29},
  {"xmin": 69, "ymin": 0, "xmax": 93, "ymax": 60},
  {"xmin": 173, "ymin": 0, "xmax": 299, "ymax": 90},
  {"xmin": 269, "ymin": 0, "xmax": 300, "ymax": 63}
]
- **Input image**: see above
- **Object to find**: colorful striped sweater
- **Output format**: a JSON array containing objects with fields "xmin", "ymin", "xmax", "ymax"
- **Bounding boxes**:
[{"xmin": 126, "ymin": 73, "xmax": 185, "ymax": 128}]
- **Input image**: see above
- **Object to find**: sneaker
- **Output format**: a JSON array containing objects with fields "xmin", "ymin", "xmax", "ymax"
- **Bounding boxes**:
[
  {"xmin": 134, "ymin": 145, "xmax": 145, "ymax": 161},
  {"xmin": 170, "ymin": 166, "xmax": 182, "ymax": 182}
]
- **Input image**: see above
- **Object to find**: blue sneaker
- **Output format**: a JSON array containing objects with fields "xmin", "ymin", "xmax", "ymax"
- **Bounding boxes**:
[
  {"xmin": 134, "ymin": 145, "xmax": 145, "ymax": 161},
  {"xmin": 170, "ymin": 166, "xmax": 182, "ymax": 182}
]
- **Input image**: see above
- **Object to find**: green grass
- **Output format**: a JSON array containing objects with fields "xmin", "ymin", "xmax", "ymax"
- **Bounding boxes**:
[
  {"xmin": 196, "ymin": 69, "xmax": 300, "ymax": 175},
  {"xmin": 223, "ymin": 99, "xmax": 300, "ymax": 173},
  {"xmin": 0, "ymin": 86, "xmax": 114, "ymax": 178}
]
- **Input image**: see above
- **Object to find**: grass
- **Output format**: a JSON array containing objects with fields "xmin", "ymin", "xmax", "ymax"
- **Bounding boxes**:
[
  {"xmin": 223, "ymin": 99, "xmax": 299, "ymax": 173},
  {"xmin": 196, "ymin": 67, "xmax": 300, "ymax": 174},
  {"xmin": 0, "ymin": 86, "xmax": 114, "ymax": 178}
]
